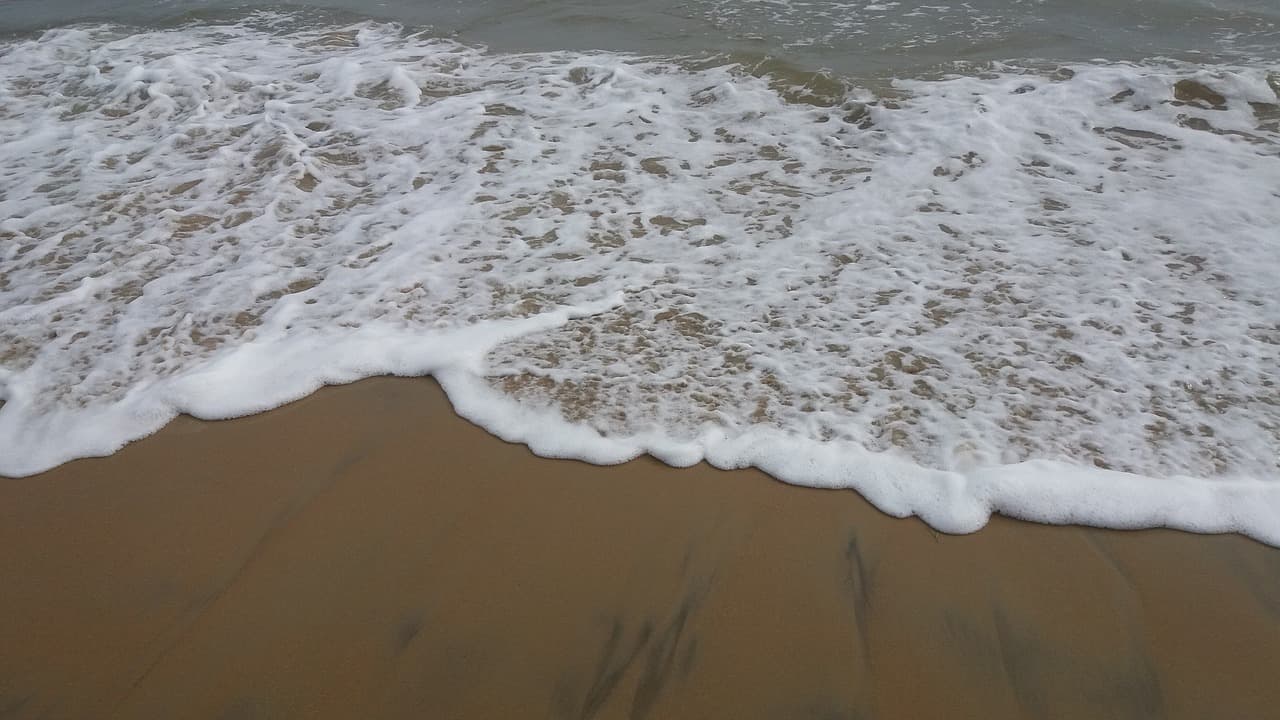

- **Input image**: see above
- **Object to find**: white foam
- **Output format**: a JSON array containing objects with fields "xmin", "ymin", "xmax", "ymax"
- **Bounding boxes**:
[{"xmin": 1, "ymin": 19, "xmax": 1278, "ymax": 542}]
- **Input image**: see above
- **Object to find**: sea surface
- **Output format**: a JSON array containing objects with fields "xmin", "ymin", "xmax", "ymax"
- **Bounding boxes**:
[{"xmin": 1, "ymin": 0, "xmax": 1278, "ymax": 540}]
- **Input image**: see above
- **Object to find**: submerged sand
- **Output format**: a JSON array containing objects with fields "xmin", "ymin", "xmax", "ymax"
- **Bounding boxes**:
[{"xmin": 1, "ymin": 376, "xmax": 1278, "ymax": 719}]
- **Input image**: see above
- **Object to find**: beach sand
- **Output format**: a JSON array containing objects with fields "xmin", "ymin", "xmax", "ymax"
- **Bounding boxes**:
[{"xmin": 1, "ymin": 376, "xmax": 1278, "ymax": 719}]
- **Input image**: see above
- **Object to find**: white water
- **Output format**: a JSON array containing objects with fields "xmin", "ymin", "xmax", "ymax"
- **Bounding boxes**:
[{"xmin": 1, "ymin": 19, "xmax": 1278, "ymax": 541}]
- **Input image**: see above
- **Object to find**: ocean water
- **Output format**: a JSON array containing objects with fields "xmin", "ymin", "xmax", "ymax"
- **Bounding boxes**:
[{"xmin": 1, "ymin": 1, "xmax": 1278, "ymax": 541}]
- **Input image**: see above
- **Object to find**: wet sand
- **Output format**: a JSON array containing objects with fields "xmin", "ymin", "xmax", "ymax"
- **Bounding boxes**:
[{"xmin": 1, "ymin": 376, "xmax": 1278, "ymax": 719}]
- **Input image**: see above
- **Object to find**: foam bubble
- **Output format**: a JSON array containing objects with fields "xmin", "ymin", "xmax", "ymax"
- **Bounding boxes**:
[{"xmin": 1, "ymin": 19, "xmax": 1278, "ymax": 542}]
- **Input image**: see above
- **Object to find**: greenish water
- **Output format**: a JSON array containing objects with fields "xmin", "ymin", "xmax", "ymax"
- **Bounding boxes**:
[{"xmin": 3, "ymin": 0, "xmax": 1278, "ymax": 74}]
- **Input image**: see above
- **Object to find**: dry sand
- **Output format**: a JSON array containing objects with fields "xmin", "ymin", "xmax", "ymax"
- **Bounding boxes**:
[{"xmin": 1, "ymin": 376, "xmax": 1278, "ymax": 719}]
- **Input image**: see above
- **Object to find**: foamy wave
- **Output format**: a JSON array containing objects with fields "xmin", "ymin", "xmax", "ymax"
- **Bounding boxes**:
[{"xmin": 1, "ymin": 20, "xmax": 1278, "ymax": 541}]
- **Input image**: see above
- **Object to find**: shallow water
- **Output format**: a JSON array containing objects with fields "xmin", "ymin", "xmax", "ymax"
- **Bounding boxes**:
[
  {"xmin": 0, "ymin": 1, "xmax": 1278, "ymax": 540},
  {"xmin": 3, "ymin": 0, "xmax": 1279, "ymax": 69}
]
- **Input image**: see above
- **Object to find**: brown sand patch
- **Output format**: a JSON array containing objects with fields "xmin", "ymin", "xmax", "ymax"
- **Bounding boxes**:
[{"xmin": 1, "ymin": 377, "xmax": 1277, "ymax": 719}]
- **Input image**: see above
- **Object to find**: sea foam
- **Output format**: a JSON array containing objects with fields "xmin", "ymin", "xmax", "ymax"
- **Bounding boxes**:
[{"xmin": 1, "ymin": 19, "xmax": 1278, "ymax": 542}]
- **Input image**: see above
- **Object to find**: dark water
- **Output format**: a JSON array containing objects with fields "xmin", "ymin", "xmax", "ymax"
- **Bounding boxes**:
[{"xmin": 2, "ymin": 0, "xmax": 1278, "ymax": 74}]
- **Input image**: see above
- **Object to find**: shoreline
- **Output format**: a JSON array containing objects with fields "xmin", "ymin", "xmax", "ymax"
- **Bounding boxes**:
[{"xmin": 2, "ymin": 375, "xmax": 1278, "ymax": 718}]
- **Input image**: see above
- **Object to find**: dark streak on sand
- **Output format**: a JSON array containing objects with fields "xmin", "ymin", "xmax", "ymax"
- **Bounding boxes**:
[
  {"xmin": 560, "ymin": 582, "xmax": 706, "ymax": 720},
  {"xmin": 572, "ymin": 619, "xmax": 653, "ymax": 720},
  {"xmin": 842, "ymin": 532, "xmax": 875, "ymax": 668},
  {"xmin": 393, "ymin": 613, "xmax": 425, "ymax": 655},
  {"xmin": 0, "ymin": 694, "xmax": 31, "ymax": 720},
  {"xmin": 109, "ymin": 447, "xmax": 374, "ymax": 716},
  {"xmin": 632, "ymin": 586, "xmax": 704, "ymax": 719}
]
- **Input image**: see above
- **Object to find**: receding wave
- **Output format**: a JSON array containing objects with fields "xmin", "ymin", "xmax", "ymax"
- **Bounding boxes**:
[{"xmin": 1, "ymin": 18, "xmax": 1278, "ymax": 540}]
